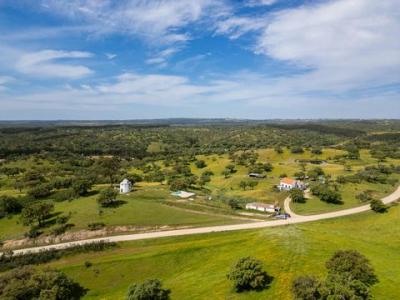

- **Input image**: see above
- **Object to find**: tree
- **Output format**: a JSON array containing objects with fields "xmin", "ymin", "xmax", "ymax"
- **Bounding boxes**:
[
  {"xmin": 311, "ymin": 148, "xmax": 323, "ymax": 155},
  {"xmin": 227, "ymin": 257, "xmax": 272, "ymax": 292},
  {"xmin": 239, "ymin": 181, "xmax": 248, "ymax": 190},
  {"xmin": 0, "ymin": 266, "xmax": 86, "ymax": 300},
  {"xmin": 97, "ymin": 188, "xmax": 119, "ymax": 208},
  {"xmin": 346, "ymin": 145, "xmax": 360, "ymax": 160},
  {"xmin": 195, "ymin": 160, "xmax": 207, "ymax": 168},
  {"xmin": 126, "ymin": 279, "xmax": 170, "ymax": 300},
  {"xmin": 27, "ymin": 184, "xmax": 52, "ymax": 199},
  {"xmin": 96, "ymin": 157, "xmax": 121, "ymax": 185},
  {"xmin": 370, "ymin": 199, "xmax": 388, "ymax": 213},
  {"xmin": 0, "ymin": 195, "xmax": 23, "ymax": 217},
  {"xmin": 292, "ymin": 250, "xmax": 378, "ymax": 300},
  {"xmin": 325, "ymin": 250, "xmax": 377, "ymax": 287},
  {"xmin": 274, "ymin": 146, "xmax": 283, "ymax": 154},
  {"xmin": 290, "ymin": 188, "xmax": 306, "ymax": 203},
  {"xmin": 247, "ymin": 180, "xmax": 258, "ymax": 190},
  {"xmin": 72, "ymin": 179, "xmax": 92, "ymax": 196},
  {"xmin": 221, "ymin": 169, "xmax": 231, "ymax": 179},
  {"xmin": 292, "ymin": 276, "xmax": 321, "ymax": 300},
  {"xmin": 320, "ymin": 189, "xmax": 342, "ymax": 204},
  {"xmin": 20, "ymin": 202, "xmax": 54, "ymax": 227},
  {"xmin": 291, "ymin": 147, "xmax": 304, "ymax": 154}
]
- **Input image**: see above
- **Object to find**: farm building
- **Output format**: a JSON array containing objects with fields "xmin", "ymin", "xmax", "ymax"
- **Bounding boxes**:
[
  {"xmin": 248, "ymin": 173, "xmax": 266, "ymax": 178},
  {"xmin": 171, "ymin": 191, "xmax": 196, "ymax": 199},
  {"xmin": 245, "ymin": 202, "xmax": 278, "ymax": 213},
  {"xmin": 119, "ymin": 178, "xmax": 132, "ymax": 194},
  {"xmin": 278, "ymin": 177, "xmax": 305, "ymax": 191}
]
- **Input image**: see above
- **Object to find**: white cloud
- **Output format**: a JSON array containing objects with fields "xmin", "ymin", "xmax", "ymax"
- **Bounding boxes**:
[
  {"xmin": 215, "ymin": 16, "xmax": 268, "ymax": 39},
  {"xmin": 0, "ymin": 76, "xmax": 13, "ymax": 91},
  {"xmin": 145, "ymin": 47, "xmax": 180, "ymax": 66},
  {"xmin": 246, "ymin": 0, "xmax": 277, "ymax": 7},
  {"xmin": 16, "ymin": 50, "xmax": 94, "ymax": 79},
  {"xmin": 105, "ymin": 53, "xmax": 117, "ymax": 59},
  {"xmin": 40, "ymin": 0, "xmax": 229, "ymax": 45},
  {"xmin": 256, "ymin": 0, "xmax": 400, "ymax": 91}
]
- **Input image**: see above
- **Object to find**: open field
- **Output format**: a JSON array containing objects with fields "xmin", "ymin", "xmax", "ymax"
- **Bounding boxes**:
[
  {"xmin": 0, "ymin": 184, "xmax": 243, "ymax": 241},
  {"xmin": 41, "ymin": 204, "xmax": 400, "ymax": 299},
  {"xmin": 1, "ymin": 147, "xmax": 399, "ymax": 241}
]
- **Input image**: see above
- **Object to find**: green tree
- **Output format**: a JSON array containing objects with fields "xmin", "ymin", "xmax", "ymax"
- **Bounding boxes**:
[
  {"xmin": 370, "ymin": 199, "xmax": 388, "ymax": 213},
  {"xmin": 72, "ymin": 179, "xmax": 92, "ymax": 196},
  {"xmin": 227, "ymin": 257, "xmax": 272, "ymax": 292},
  {"xmin": 0, "ymin": 266, "xmax": 86, "ymax": 300},
  {"xmin": 20, "ymin": 202, "xmax": 54, "ymax": 227},
  {"xmin": 126, "ymin": 279, "xmax": 170, "ymax": 300},
  {"xmin": 195, "ymin": 160, "xmax": 207, "ymax": 168},
  {"xmin": 239, "ymin": 181, "xmax": 248, "ymax": 190},
  {"xmin": 96, "ymin": 157, "xmax": 121, "ymax": 185},
  {"xmin": 290, "ymin": 188, "xmax": 306, "ymax": 203},
  {"xmin": 292, "ymin": 276, "xmax": 321, "ymax": 300},
  {"xmin": 97, "ymin": 188, "xmax": 119, "ymax": 208},
  {"xmin": 326, "ymin": 250, "xmax": 377, "ymax": 287},
  {"xmin": 27, "ymin": 184, "xmax": 52, "ymax": 199}
]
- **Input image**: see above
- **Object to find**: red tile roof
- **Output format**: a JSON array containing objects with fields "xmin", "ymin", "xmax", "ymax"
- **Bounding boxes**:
[{"xmin": 280, "ymin": 177, "xmax": 296, "ymax": 185}]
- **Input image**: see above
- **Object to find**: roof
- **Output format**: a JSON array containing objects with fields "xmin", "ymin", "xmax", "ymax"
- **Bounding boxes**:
[
  {"xmin": 171, "ymin": 191, "xmax": 196, "ymax": 198},
  {"xmin": 280, "ymin": 177, "xmax": 296, "ymax": 185},
  {"xmin": 120, "ymin": 178, "xmax": 131, "ymax": 184},
  {"xmin": 246, "ymin": 202, "xmax": 275, "ymax": 209}
]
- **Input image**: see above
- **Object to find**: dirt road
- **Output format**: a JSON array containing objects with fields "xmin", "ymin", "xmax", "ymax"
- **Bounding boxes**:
[{"xmin": 7, "ymin": 186, "xmax": 400, "ymax": 256}]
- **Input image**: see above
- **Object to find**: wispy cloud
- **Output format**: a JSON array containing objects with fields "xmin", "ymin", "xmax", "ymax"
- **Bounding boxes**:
[
  {"xmin": 39, "ymin": 0, "xmax": 228, "ymax": 45},
  {"xmin": 15, "ymin": 50, "xmax": 94, "ymax": 79},
  {"xmin": 0, "ymin": 76, "xmax": 13, "ymax": 91},
  {"xmin": 105, "ymin": 53, "xmax": 117, "ymax": 60}
]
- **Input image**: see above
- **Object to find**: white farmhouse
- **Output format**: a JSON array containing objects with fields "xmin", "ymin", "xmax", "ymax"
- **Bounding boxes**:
[
  {"xmin": 119, "ymin": 178, "xmax": 132, "ymax": 194},
  {"xmin": 278, "ymin": 177, "xmax": 305, "ymax": 191},
  {"xmin": 245, "ymin": 202, "xmax": 278, "ymax": 213}
]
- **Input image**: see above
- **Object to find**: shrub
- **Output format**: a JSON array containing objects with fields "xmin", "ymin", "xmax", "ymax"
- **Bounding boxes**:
[
  {"xmin": 292, "ymin": 276, "xmax": 321, "ymax": 300},
  {"xmin": 227, "ymin": 257, "xmax": 272, "ymax": 292},
  {"xmin": 290, "ymin": 188, "xmax": 306, "ymax": 203},
  {"xmin": 0, "ymin": 266, "xmax": 86, "ymax": 299},
  {"xmin": 126, "ymin": 279, "xmax": 170, "ymax": 300},
  {"xmin": 291, "ymin": 147, "xmax": 304, "ymax": 154},
  {"xmin": 88, "ymin": 222, "xmax": 106, "ymax": 231},
  {"xmin": 97, "ymin": 188, "xmax": 119, "ymax": 207},
  {"xmin": 195, "ymin": 160, "xmax": 207, "ymax": 168},
  {"xmin": 370, "ymin": 199, "xmax": 388, "ymax": 213}
]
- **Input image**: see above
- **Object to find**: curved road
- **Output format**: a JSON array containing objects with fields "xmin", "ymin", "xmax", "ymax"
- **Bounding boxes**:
[{"xmin": 7, "ymin": 186, "xmax": 400, "ymax": 256}]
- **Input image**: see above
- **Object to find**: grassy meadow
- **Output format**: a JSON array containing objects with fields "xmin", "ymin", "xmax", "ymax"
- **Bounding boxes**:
[
  {"xmin": 42, "ymin": 204, "xmax": 400, "ymax": 300},
  {"xmin": 1, "ymin": 147, "xmax": 399, "ymax": 241}
]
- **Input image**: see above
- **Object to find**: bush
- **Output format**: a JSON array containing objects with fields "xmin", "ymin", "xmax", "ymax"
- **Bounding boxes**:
[
  {"xmin": 194, "ymin": 160, "xmax": 207, "ymax": 168},
  {"xmin": 227, "ymin": 257, "xmax": 272, "ymax": 292},
  {"xmin": 88, "ymin": 222, "xmax": 106, "ymax": 231},
  {"xmin": 292, "ymin": 276, "xmax": 321, "ymax": 300},
  {"xmin": 27, "ymin": 184, "xmax": 53, "ymax": 199},
  {"xmin": 291, "ymin": 147, "xmax": 304, "ymax": 154},
  {"xmin": 126, "ymin": 279, "xmax": 170, "ymax": 300},
  {"xmin": 290, "ymin": 188, "xmax": 306, "ymax": 203},
  {"xmin": 292, "ymin": 250, "xmax": 377, "ymax": 300},
  {"xmin": 97, "ymin": 188, "xmax": 119, "ymax": 207},
  {"xmin": 0, "ymin": 266, "xmax": 86, "ymax": 299},
  {"xmin": 52, "ymin": 189, "xmax": 76, "ymax": 202},
  {"xmin": 370, "ymin": 199, "xmax": 388, "ymax": 213}
]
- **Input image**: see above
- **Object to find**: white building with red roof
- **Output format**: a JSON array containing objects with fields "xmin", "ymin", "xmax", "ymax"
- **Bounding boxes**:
[{"xmin": 278, "ymin": 177, "xmax": 305, "ymax": 191}]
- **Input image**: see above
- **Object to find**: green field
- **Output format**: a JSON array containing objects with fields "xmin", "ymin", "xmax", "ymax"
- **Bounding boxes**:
[
  {"xmin": 1, "ymin": 147, "xmax": 399, "ymax": 241},
  {"xmin": 40, "ymin": 204, "xmax": 400, "ymax": 299},
  {"xmin": 0, "ymin": 184, "xmax": 242, "ymax": 241}
]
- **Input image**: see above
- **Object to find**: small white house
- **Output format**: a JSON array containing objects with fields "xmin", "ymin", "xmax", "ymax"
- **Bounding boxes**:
[
  {"xmin": 119, "ymin": 178, "xmax": 132, "ymax": 194},
  {"xmin": 245, "ymin": 202, "xmax": 278, "ymax": 213},
  {"xmin": 278, "ymin": 177, "xmax": 305, "ymax": 191}
]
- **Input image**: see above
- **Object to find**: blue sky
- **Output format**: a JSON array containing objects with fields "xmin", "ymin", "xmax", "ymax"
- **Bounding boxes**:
[{"xmin": 0, "ymin": 0, "xmax": 399, "ymax": 120}]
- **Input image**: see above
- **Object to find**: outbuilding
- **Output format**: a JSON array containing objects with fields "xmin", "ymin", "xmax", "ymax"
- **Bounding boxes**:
[
  {"xmin": 119, "ymin": 178, "xmax": 132, "ymax": 194},
  {"xmin": 245, "ymin": 202, "xmax": 278, "ymax": 213}
]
